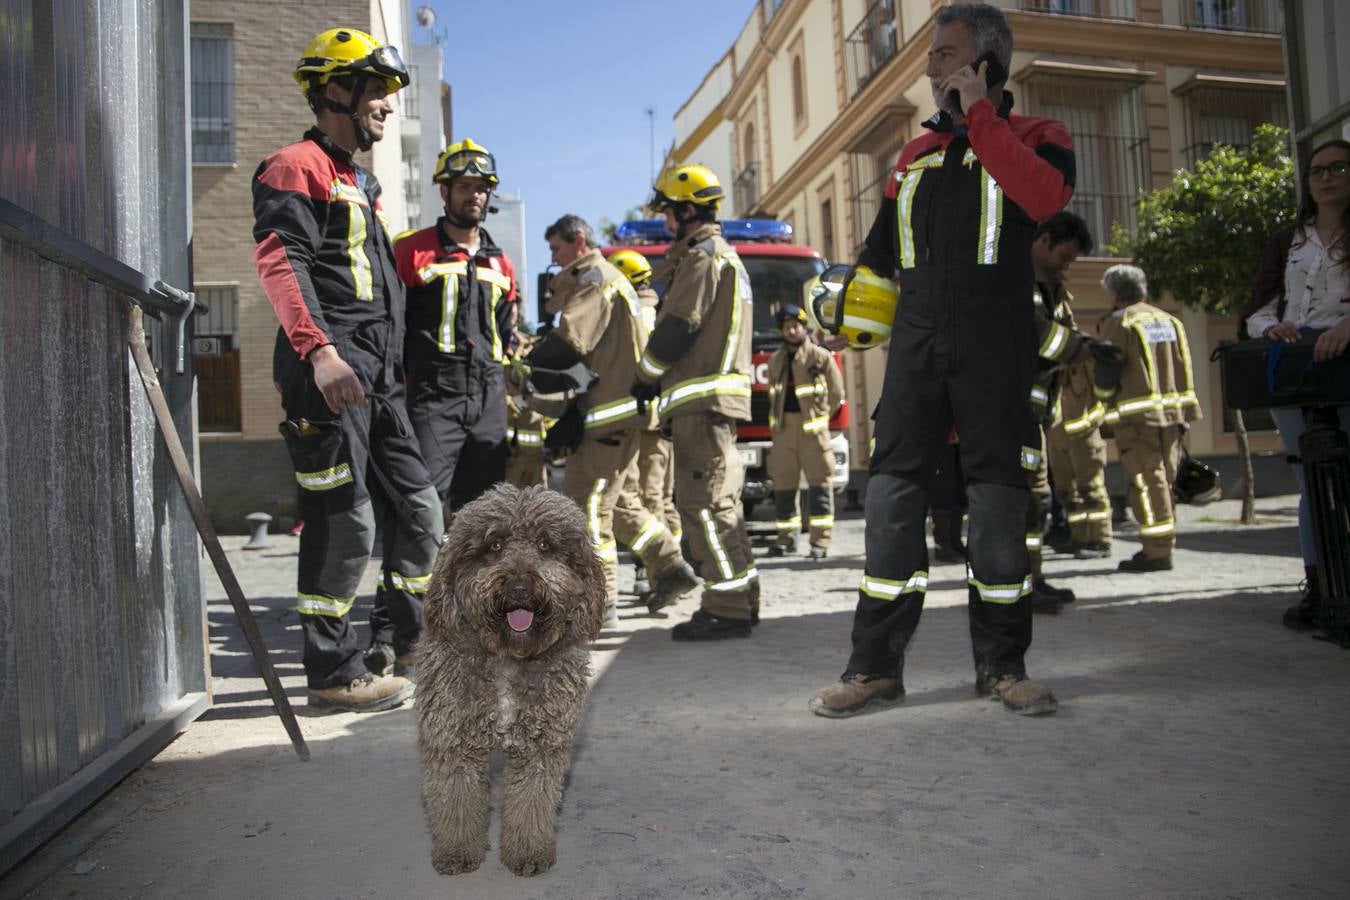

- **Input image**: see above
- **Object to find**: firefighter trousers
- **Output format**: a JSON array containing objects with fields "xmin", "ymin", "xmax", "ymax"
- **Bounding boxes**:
[
  {"xmin": 636, "ymin": 429, "xmax": 681, "ymax": 540},
  {"xmin": 1046, "ymin": 420, "xmax": 1111, "ymax": 547},
  {"xmin": 1115, "ymin": 420, "xmax": 1181, "ymax": 559},
  {"xmin": 1025, "ymin": 426, "xmax": 1051, "ymax": 576},
  {"xmin": 562, "ymin": 429, "xmax": 684, "ymax": 599},
  {"xmin": 277, "ymin": 353, "xmax": 443, "ymax": 689},
  {"xmin": 844, "ymin": 318, "xmax": 1037, "ymax": 682},
  {"xmin": 671, "ymin": 412, "xmax": 758, "ymax": 621},
  {"xmin": 407, "ymin": 355, "xmax": 508, "ymax": 515},
  {"xmin": 767, "ymin": 413, "xmax": 835, "ymax": 549}
]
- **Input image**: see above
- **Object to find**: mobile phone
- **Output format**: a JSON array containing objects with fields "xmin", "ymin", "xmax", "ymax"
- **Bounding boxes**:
[{"xmin": 947, "ymin": 50, "xmax": 1008, "ymax": 114}]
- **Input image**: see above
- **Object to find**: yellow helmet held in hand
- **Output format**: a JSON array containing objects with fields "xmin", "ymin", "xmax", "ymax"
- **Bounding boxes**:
[
  {"xmin": 294, "ymin": 28, "xmax": 409, "ymax": 97},
  {"xmin": 650, "ymin": 164, "xmax": 724, "ymax": 210},
  {"xmin": 433, "ymin": 137, "xmax": 499, "ymax": 185},
  {"xmin": 609, "ymin": 250, "xmax": 653, "ymax": 287},
  {"xmin": 806, "ymin": 264, "xmax": 897, "ymax": 350}
]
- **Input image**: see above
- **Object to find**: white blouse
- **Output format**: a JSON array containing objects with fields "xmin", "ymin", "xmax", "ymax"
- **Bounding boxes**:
[{"xmin": 1247, "ymin": 225, "xmax": 1350, "ymax": 337}]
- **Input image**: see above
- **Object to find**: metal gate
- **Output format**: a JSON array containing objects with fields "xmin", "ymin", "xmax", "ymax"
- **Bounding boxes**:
[{"xmin": 0, "ymin": 0, "xmax": 206, "ymax": 874}]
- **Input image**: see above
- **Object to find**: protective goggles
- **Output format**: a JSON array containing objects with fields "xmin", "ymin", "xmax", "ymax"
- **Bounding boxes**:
[
  {"xmin": 439, "ymin": 150, "xmax": 497, "ymax": 183},
  {"xmin": 343, "ymin": 45, "xmax": 410, "ymax": 88}
]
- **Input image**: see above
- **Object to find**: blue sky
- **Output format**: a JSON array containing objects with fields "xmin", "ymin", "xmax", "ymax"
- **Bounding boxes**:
[{"xmin": 422, "ymin": 0, "xmax": 754, "ymax": 286}]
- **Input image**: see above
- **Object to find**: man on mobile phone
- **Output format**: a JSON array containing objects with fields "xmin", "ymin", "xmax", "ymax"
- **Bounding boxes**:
[{"xmin": 810, "ymin": 3, "xmax": 1076, "ymax": 719}]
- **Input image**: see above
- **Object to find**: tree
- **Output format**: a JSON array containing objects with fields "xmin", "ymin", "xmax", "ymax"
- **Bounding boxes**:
[
  {"xmin": 1108, "ymin": 124, "xmax": 1297, "ymax": 523},
  {"xmin": 598, "ymin": 206, "xmax": 646, "ymax": 244}
]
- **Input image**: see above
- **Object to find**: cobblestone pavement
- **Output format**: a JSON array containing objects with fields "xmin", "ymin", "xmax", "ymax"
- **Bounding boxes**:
[{"xmin": 8, "ymin": 494, "xmax": 1350, "ymax": 899}]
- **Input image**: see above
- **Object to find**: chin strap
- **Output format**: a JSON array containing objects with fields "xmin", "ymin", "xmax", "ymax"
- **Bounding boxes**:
[{"xmin": 318, "ymin": 75, "xmax": 374, "ymax": 151}]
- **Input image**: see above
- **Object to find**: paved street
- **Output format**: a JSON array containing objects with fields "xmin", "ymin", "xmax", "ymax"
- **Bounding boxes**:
[{"xmin": 6, "ymin": 494, "xmax": 1350, "ymax": 899}]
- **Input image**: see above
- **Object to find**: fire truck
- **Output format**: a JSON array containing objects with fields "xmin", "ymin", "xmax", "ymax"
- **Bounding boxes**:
[{"xmin": 596, "ymin": 219, "xmax": 851, "ymax": 534}]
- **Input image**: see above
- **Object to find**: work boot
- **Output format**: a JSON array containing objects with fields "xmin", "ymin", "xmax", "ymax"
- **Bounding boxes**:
[
  {"xmin": 671, "ymin": 609, "xmax": 752, "ymax": 641},
  {"xmin": 808, "ymin": 674, "xmax": 905, "ymax": 719},
  {"xmin": 977, "ymin": 673, "xmax": 1058, "ymax": 716},
  {"xmin": 631, "ymin": 562, "xmax": 650, "ymax": 597},
  {"xmin": 766, "ymin": 536, "xmax": 798, "ymax": 558},
  {"xmin": 644, "ymin": 561, "xmax": 700, "ymax": 614},
  {"xmin": 394, "ymin": 651, "xmax": 417, "ymax": 681},
  {"xmin": 1034, "ymin": 576, "xmax": 1075, "ymax": 604},
  {"xmin": 1028, "ymin": 582, "xmax": 1065, "ymax": 615},
  {"xmin": 307, "ymin": 673, "xmax": 414, "ymax": 714},
  {"xmin": 809, "ymin": 546, "xmax": 828, "ymax": 561},
  {"xmin": 1045, "ymin": 525, "xmax": 1074, "ymax": 555},
  {"xmin": 1074, "ymin": 542, "xmax": 1111, "ymax": 559},
  {"xmin": 1283, "ymin": 567, "xmax": 1321, "ymax": 631},
  {"xmin": 363, "ymin": 641, "xmax": 396, "ymax": 676},
  {"xmin": 1118, "ymin": 551, "xmax": 1173, "ymax": 573}
]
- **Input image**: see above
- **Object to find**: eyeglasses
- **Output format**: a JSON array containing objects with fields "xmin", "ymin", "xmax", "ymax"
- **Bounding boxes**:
[{"xmin": 1309, "ymin": 161, "xmax": 1349, "ymax": 179}]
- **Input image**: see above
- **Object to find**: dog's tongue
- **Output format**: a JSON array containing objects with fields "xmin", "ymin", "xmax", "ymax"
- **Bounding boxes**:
[{"xmin": 506, "ymin": 608, "xmax": 535, "ymax": 633}]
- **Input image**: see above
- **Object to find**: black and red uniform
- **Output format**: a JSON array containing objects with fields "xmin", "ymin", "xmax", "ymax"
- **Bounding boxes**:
[
  {"xmin": 844, "ymin": 94, "xmax": 1074, "ymax": 684},
  {"xmin": 252, "ymin": 128, "xmax": 443, "ymax": 689},
  {"xmin": 395, "ymin": 222, "xmax": 517, "ymax": 510}
]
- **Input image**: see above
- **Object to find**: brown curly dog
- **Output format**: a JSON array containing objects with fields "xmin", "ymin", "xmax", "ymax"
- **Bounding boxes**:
[{"xmin": 416, "ymin": 484, "xmax": 607, "ymax": 877}]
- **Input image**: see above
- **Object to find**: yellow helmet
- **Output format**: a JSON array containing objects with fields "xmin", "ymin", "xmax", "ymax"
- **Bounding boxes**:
[
  {"xmin": 650, "ymin": 164, "xmax": 724, "ymax": 210},
  {"xmin": 609, "ymin": 250, "xmax": 653, "ymax": 287},
  {"xmin": 433, "ymin": 138, "xmax": 499, "ymax": 185},
  {"xmin": 293, "ymin": 28, "xmax": 409, "ymax": 97},
  {"xmin": 805, "ymin": 264, "xmax": 897, "ymax": 350}
]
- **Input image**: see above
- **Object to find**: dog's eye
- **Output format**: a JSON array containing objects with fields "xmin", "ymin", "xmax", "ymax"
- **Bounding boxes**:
[
  {"xmin": 537, "ymin": 539, "xmax": 551, "ymax": 553},
  {"xmin": 488, "ymin": 539, "xmax": 502, "ymax": 553}
]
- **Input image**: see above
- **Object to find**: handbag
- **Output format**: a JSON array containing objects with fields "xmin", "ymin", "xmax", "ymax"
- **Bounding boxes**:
[{"xmin": 1214, "ymin": 329, "xmax": 1350, "ymax": 410}]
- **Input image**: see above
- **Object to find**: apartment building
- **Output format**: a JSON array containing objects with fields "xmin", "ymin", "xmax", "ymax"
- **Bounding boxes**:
[
  {"xmin": 188, "ymin": 0, "xmax": 450, "ymax": 528},
  {"xmin": 667, "ymin": 0, "xmax": 1290, "ymax": 466}
]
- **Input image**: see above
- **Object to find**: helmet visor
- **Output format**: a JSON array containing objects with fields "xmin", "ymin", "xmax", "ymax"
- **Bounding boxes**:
[
  {"xmin": 441, "ymin": 149, "xmax": 497, "ymax": 182},
  {"xmin": 365, "ymin": 45, "xmax": 409, "ymax": 86}
]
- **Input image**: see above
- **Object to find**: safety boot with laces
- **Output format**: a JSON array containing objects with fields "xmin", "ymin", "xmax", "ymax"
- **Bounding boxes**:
[
  {"xmin": 976, "ymin": 673, "xmax": 1058, "ymax": 716},
  {"xmin": 644, "ymin": 561, "xmax": 700, "ymax": 614},
  {"xmin": 363, "ymin": 641, "xmax": 396, "ymax": 676},
  {"xmin": 808, "ymin": 674, "xmax": 905, "ymax": 718},
  {"xmin": 670, "ymin": 609, "xmax": 752, "ymax": 641},
  {"xmin": 307, "ymin": 673, "xmax": 414, "ymax": 713}
]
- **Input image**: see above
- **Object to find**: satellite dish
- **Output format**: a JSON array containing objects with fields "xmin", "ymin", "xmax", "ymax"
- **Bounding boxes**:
[{"xmin": 416, "ymin": 6, "xmax": 436, "ymax": 27}]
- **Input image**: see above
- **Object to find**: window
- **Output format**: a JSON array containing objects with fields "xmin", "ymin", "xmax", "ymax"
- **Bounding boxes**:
[
  {"xmin": 190, "ymin": 23, "xmax": 234, "ymax": 164},
  {"xmin": 819, "ymin": 197, "xmax": 836, "ymax": 262},
  {"xmin": 847, "ymin": 145, "xmax": 901, "ymax": 253},
  {"xmin": 192, "ymin": 284, "xmax": 241, "ymax": 432},
  {"xmin": 403, "ymin": 150, "xmax": 422, "ymax": 228},
  {"xmin": 792, "ymin": 55, "xmax": 806, "ymax": 126},
  {"xmin": 844, "ymin": 0, "xmax": 900, "ymax": 99},
  {"xmin": 1180, "ymin": 86, "xmax": 1287, "ymax": 167},
  {"xmin": 1025, "ymin": 78, "xmax": 1149, "ymax": 244},
  {"xmin": 736, "ymin": 122, "xmax": 759, "ymax": 213},
  {"xmin": 1186, "ymin": 0, "xmax": 1282, "ymax": 33},
  {"xmin": 402, "ymin": 65, "xmax": 420, "ymax": 120},
  {"xmin": 1017, "ymin": 0, "xmax": 1137, "ymax": 19}
]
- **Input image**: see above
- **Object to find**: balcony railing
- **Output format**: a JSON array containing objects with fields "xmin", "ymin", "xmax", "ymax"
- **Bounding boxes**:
[
  {"xmin": 1183, "ymin": 0, "xmax": 1281, "ymax": 34},
  {"xmin": 1017, "ymin": 0, "xmax": 1137, "ymax": 21},
  {"xmin": 734, "ymin": 163, "xmax": 760, "ymax": 215},
  {"xmin": 844, "ymin": 0, "xmax": 899, "ymax": 100}
]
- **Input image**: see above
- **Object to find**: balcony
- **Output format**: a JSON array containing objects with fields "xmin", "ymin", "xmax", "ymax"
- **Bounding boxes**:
[
  {"xmin": 1183, "ymin": 0, "xmax": 1281, "ymax": 34},
  {"xmin": 844, "ymin": 0, "xmax": 899, "ymax": 100},
  {"xmin": 734, "ymin": 163, "xmax": 760, "ymax": 215},
  {"xmin": 1017, "ymin": 0, "xmax": 1136, "ymax": 21}
]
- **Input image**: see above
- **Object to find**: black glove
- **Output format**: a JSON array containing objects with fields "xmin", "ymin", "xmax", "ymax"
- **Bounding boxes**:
[
  {"xmin": 631, "ymin": 379, "xmax": 661, "ymax": 415},
  {"xmin": 544, "ymin": 401, "xmax": 585, "ymax": 453},
  {"xmin": 1090, "ymin": 340, "xmax": 1125, "ymax": 390}
]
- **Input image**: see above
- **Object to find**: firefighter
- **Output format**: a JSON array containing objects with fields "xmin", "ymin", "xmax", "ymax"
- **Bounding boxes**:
[
  {"xmin": 632, "ymin": 164, "xmax": 758, "ymax": 640},
  {"xmin": 504, "ymin": 328, "xmax": 551, "ymax": 488},
  {"xmin": 765, "ymin": 304, "xmax": 845, "ymax": 560},
  {"xmin": 527, "ymin": 216, "xmax": 697, "ymax": 622},
  {"xmin": 611, "ymin": 249, "xmax": 683, "ymax": 598},
  {"xmin": 395, "ymin": 138, "xmax": 517, "ymax": 518},
  {"xmin": 254, "ymin": 28, "xmax": 441, "ymax": 712},
  {"xmin": 1095, "ymin": 264, "xmax": 1202, "ymax": 572},
  {"xmin": 810, "ymin": 4, "xmax": 1073, "ymax": 717},
  {"xmin": 1025, "ymin": 212, "xmax": 1095, "ymax": 613}
]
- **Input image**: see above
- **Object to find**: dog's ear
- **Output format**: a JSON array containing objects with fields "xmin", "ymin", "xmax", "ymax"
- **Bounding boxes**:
[
  {"xmin": 422, "ymin": 544, "xmax": 460, "ymax": 638},
  {"xmin": 573, "ymin": 544, "xmax": 609, "ymax": 641}
]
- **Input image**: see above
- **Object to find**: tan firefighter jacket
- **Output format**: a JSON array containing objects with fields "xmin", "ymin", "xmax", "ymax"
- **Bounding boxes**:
[
  {"xmin": 1096, "ymin": 301, "xmax": 1202, "ymax": 427},
  {"xmin": 1031, "ymin": 281, "xmax": 1088, "ymax": 426},
  {"xmin": 506, "ymin": 394, "xmax": 551, "ymax": 454},
  {"xmin": 635, "ymin": 222, "xmax": 753, "ymax": 422},
  {"xmin": 767, "ymin": 340, "xmax": 844, "ymax": 437},
  {"xmin": 546, "ymin": 248, "xmax": 648, "ymax": 438}
]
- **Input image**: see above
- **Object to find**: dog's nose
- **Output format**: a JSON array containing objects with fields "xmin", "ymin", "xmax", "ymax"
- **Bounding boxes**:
[{"xmin": 504, "ymin": 579, "xmax": 532, "ymax": 603}]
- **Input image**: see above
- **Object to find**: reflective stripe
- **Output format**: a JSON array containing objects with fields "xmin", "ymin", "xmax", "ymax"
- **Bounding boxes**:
[
  {"xmin": 477, "ymin": 268, "xmax": 511, "ymax": 291},
  {"xmin": 657, "ymin": 373, "xmax": 752, "ymax": 416},
  {"xmin": 630, "ymin": 516, "xmax": 663, "ymax": 553},
  {"xmin": 802, "ymin": 415, "xmax": 830, "ymax": 433},
  {"xmin": 1030, "ymin": 386, "xmax": 1050, "ymax": 407},
  {"xmin": 1134, "ymin": 474, "xmax": 1154, "ymax": 524},
  {"xmin": 967, "ymin": 566, "xmax": 1032, "ymax": 604},
  {"xmin": 1063, "ymin": 402, "xmax": 1105, "ymax": 434},
  {"xmin": 860, "ymin": 571, "xmax": 928, "ymax": 600},
  {"xmin": 586, "ymin": 478, "xmax": 608, "ymax": 551},
  {"xmin": 774, "ymin": 517, "xmax": 802, "ymax": 531},
  {"xmin": 1021, "ymin": 445, "xmax": 1042, "ymax": 471},
  {"xmin": 596, "ymin": 540, "xmax": 618, "ymax": 561},
  {"xmin": 699, "ymin": 509, "xmax": 735, "ymax": 581},
  {"xmin": 1026, "ymin": 533, "xmax": 1043, "ymax": 550},
  {"xmin": 1085, "ymin": 509, "xmax": 1111, "ymax": 521},
  {"xmin": 1067, "ymin": 511, "xmax": 1089, "ymax": 523},
  {"xmin": 714, "ymin": 252, "xmax": 752, "ymax": 374},
  {"xmin": 487, "ymin": 284, "xmax": 504, "ymax": 361},
  {"xmin": 296, "ymin": 592, "xmax": 355, "ymax": 618},
  {"xmin": 808, "ymin": 514, "xmax": 834, "ymax": 528},
  {"xmin": 513, "ymin": 430, "xmax": 545, "ymax": 446},
  {"xmin": 707, "ymin": 566, "xmax": 758, "ymax": 593},
  {"xmin": 295, "ymin": 463, "xmax": 353, "ymax": 491},
  {"xmin": 389, "ymin": 571, "xmax": 431, "ymax": 594},
  {"xmin": 977, "ymin": 168, "xmax": 1003, "ymax": 265},
  {"xmin": 347, "ymin": 204, "xmax": 373, "ymax": 302},
  {"xmin": 896, "ymin": 169, "xmax": 923, "ymax": 270},
  {"xmin": 420, "ymin": 262, "xmax": 469, "ymax": 353},
  {"xmin": 1139, "ymin": 520, "xmax": 1175, "ymax": 537},
  {"xmin": 1039, "ymin": 321, "xmax": 1070, "ymax": 360},
  {"xmin": 583, "ymin": 396, "xmax": 640, "ymax": 429},
  {"xmin": 604, "ymin": 278, "xmax": 644, "ymax": 363},
  {"xmin": 637, "ymin": 353, "xmax": 669, "ymax": 380},
  {"xmin": 794, "ymin": 383, "xmax": 823, "ymax": 399}
]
